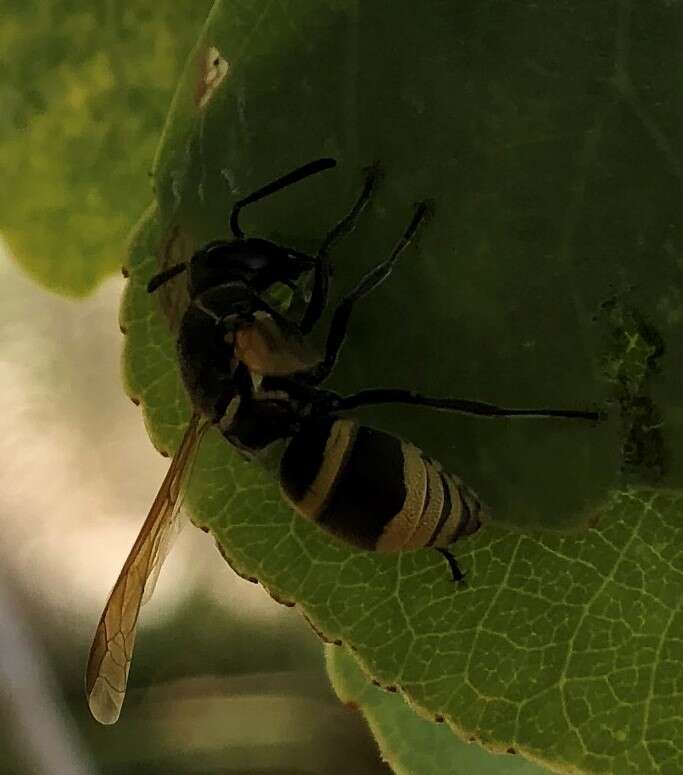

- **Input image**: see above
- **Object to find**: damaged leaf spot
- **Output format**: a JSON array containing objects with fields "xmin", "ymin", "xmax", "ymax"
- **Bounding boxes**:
[
  {"xmin": 196, "ymin": 45, "xmax": 229, "ymax": 110},
  {"xmin": 600, "ymin": 297, "xmax": 666, "ymax": 482}
]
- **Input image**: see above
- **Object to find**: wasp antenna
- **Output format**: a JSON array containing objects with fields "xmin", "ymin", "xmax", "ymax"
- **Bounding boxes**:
[
  {"xmin": 230, "ymin": 158, "xmax": 337, "ymax": 239},
  {"xmin": 147, "ymin": 263, "xmax": 187, "ymax": 293},
  {"xmin": 417, "ymin": 198, "xmax": 436, "ymax": 220},
  {"xmin": 362, "ymin": 160, "xmax": 384, "ymax": 184}
]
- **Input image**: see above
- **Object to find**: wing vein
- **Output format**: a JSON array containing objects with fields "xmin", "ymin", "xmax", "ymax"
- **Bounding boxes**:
[{"xmin": 85, "ymin": 413, "xmax": 208, "ymax": 724}]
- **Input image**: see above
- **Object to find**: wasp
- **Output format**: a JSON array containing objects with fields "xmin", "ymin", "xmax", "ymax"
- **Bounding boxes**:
[{"xmin": 86, "ymin": 159, "xmax": 601, "ymax": 724}]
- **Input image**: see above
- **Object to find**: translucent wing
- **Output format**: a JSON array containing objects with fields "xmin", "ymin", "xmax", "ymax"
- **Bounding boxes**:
[
  {"xmin": 85, "ymin": 413, "xmax": 209, "ymax": 725},
  {"xmin": 140, "ymin": 477, "xmax": 187, "ymax": 607}
]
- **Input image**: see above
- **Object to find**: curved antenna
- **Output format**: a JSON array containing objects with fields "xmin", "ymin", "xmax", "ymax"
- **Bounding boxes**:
[
  {"xmin": 147, "ymin": 263, "xmax": 187, "ymax": 293},
  {"xmin": 230, "ymin": 158, "xmax": 337, "ymax": 239}
]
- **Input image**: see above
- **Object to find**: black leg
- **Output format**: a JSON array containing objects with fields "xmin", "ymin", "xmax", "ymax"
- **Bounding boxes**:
[
  {"xmin": 147, "ymin": 263, "xmax": 188, "ymax": 293},
  {"xmin": 324, "ymin": 388, "xmax": 602, "ymax": 422},
  {"xmin": 214, "ymin": 361, "xmax": 253, "ymax": 420},
  {"xmin": 299, "ymin": 201, "xmax": 432, "ymax": 385},
  {"xmin": 299, "ymin": 165, "xmax": 380, "ymax": 335},
  {"xmin": 230, "ymin": 158, "xmax": 336, "ymax": 239},
  {"xmin": 436, "ymin": 548, "xmax": 466, "ymax": 584}
]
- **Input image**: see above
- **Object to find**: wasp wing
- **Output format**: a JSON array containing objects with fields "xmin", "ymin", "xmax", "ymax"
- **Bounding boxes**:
[
  {"xmin": 85, "ymin": 413, "xmax": 209, "ymax": 725},
  {"xmin": 140, "ymin": 483, "xmax": 186, "ymax": 608}
]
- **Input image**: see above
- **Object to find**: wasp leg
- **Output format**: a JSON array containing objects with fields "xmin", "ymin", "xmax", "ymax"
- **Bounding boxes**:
[
  {"xmin": 299, "ymin": 200, "xmax": 432, "ymax": 385},
  {"xmin": 213, "ymin": 361, "xmax": 254, "ymax": 421},
  {"xmin": 300, "ymin": 164, "xmax": 379, "ymax": 335},
  {"xmin": 230, "ymin": 158, "xmax": 336, "ymax": 239},
  {"xmin": 323, "ymin": 388, "xmax": 602, "ymax": 422},
  {"xmin": 436, "ymin": 548, "xmax": 466, "ymax": 585}
]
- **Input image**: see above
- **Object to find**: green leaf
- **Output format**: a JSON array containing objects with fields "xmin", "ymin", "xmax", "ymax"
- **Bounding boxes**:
[
  {"xmin": 121, "ymin": 2, "xmax": 683, "ymax": 773},
  {"xmin": 327, "ymin": 645, "xmax": 552, "ymax": 775},
  {"xmin": 0, "ymin": 0, "xmax": 210, "ymax": 296}
]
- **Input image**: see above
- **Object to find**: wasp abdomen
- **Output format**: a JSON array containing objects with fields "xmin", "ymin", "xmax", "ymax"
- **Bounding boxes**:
[{"xmin": 280, "ymin": 418, "xmax": 484, "ymax": 553}]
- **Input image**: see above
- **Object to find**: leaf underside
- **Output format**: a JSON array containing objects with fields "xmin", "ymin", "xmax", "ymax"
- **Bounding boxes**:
[
  {"xmin": 121, "ymin": 2, "xmax": 683, "ymax": 774},
  {"xmin": 327, "ymin": 645, "xmax": 553, "ymax": 775}
]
